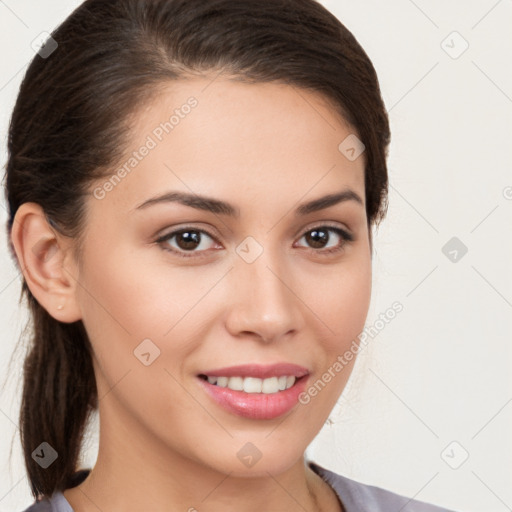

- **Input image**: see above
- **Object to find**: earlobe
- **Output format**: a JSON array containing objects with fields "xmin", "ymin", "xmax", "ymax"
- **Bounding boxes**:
[{"xmin": 10, "ymin": 202, "xmax": 83, "ymax": 323}]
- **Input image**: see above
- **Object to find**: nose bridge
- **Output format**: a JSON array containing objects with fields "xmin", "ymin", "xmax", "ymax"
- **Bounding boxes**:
[
  {"xmin": 238, "ymin": 236, "xmax": 289, "ymax": 306},
  {"xmin": 227, "ymin": 234, "xmax": 301, "ymax": 340}
]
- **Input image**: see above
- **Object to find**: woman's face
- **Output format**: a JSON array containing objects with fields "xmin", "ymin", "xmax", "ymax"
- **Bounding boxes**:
[{"xmin": 72, "ymin": 77, "xmax": 372, "ymax": 477}]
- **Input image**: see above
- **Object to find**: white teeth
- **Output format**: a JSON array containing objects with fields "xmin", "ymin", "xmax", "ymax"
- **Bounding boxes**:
[
  {"xmin": 243, "ymin": 377, "xmax": 262, "ymax": 393},
  {"xmin": 261, "ymin": 376, "xmax": 279, "ymax": 394},
  {"xmin": 216, "ymin": 376, "xmax": 229, "ymax": 388},
  {"xmin": 227, "ymin": 376, "xmax": 244, "ymax": 391},
  {"xmin": 204, "ymin": 375, "xmax": 297, "ymax": 393}
]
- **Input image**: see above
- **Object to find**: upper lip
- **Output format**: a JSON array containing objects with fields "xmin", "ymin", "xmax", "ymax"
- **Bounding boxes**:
[{"xmin": 199, "ymin": 363, "xmax": 310, "ymax": 379}]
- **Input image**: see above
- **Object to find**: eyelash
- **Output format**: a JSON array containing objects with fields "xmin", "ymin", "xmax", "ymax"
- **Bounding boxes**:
[{"xmin": 155, "ymin": 224, "xmax": 354, "ymax": 259}]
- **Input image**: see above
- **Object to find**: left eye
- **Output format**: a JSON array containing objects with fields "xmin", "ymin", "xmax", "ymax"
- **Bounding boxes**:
[{"xmin": 295, "ymin": 226, "xmax": 353, "ymax": 253}]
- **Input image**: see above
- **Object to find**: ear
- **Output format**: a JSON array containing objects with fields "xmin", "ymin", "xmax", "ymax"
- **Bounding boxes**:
[{"xmin": 10, "ymin": 202, "xmax": 83, "ymax": 323}]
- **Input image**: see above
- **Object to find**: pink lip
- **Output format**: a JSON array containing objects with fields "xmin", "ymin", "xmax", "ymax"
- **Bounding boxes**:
[
  {"xmin": 197, "ymin": 374, "xmax": 309, "ymax": 420},
  {"xmin": 198, "ymin": 363, "xmax": 310, "ymax": 379},
  {"xmin": 197, "ymin": 363, "xmax": 310, "ymax": 420}
]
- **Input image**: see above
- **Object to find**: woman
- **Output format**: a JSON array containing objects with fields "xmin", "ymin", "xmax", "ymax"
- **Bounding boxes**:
[{"xmin": 5, "ymin": 0, "xmax": 458, "ymax": 510}]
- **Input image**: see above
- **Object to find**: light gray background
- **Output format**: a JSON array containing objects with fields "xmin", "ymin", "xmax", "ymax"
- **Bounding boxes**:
[{"xmin": 1, "ymin": 1, "xmax": 511, "ymax": 511}]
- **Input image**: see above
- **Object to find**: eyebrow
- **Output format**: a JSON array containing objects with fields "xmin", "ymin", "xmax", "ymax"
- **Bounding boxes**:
[{"xmin": 133, "ymin": 188, "xmax": 364, "ymax": 217}]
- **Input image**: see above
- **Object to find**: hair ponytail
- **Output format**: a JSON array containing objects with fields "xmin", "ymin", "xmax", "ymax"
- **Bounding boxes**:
[{"xmin": 18, "ymin": 284, "xmax": 97, "ymax": 498}]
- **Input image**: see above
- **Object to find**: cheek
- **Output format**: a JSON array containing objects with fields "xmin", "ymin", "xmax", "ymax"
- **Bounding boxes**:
[
  {"xmin": 295, "ymin": 258, "xmax": 371, "ymax": 418},
  {"xmin": 302, "ymin": 254, "xmax": 372, "ymax": 347},
  {"xmin": 75, "ymin": 245, "xmax": 221, "ymax": 379},
  {"xmin": 78, "ymin": 243, "xmax": 194, "ymax": 337}
]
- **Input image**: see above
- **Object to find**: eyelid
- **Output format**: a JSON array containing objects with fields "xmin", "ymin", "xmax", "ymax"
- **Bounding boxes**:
[
  {"xmin": 300, "ymin": 221, "xmax": 354, "ymax": 240},
  {"xmin": 155, "ymin": 222, "xmax": 219, "ymax": 242}
]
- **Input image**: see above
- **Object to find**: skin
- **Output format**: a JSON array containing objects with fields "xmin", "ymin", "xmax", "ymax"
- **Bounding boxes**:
[{"xmin": 11, "ymin": 76, "xmax": 372, "ymax": 512}]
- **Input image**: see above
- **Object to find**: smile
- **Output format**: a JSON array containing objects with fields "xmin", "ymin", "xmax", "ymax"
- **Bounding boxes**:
[
  {"xmin": 198, "ymin": 374, "xmax": 298, "ymax": 394},
  {"xmin": 196, "ymin": 363, "xmax": 310, "ymax": 420}
]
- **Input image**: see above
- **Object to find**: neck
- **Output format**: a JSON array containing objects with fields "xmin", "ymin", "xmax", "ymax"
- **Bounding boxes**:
[
  {"xmin": 62, "ymin": 410, "xmax": 341, "ymax": 512},
  {"xmin": 64, "ymin": 457, "xmax": 336, "ymax": 512}
]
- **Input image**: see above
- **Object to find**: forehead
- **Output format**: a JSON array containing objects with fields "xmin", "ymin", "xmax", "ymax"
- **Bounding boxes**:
[{"xmin": 91, "ymin": 77, "xmax": 366, "ymax": 217}]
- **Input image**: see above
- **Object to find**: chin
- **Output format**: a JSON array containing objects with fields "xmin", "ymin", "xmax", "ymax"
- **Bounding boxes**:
[{"xmin": 201, "ymin": 434, "xmax": 308, "ymax": 478}]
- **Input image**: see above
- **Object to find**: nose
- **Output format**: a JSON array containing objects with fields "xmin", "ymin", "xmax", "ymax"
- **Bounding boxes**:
[{"xmin": 224, "ymin": 244, "xmax": 304, "ymax": 343}]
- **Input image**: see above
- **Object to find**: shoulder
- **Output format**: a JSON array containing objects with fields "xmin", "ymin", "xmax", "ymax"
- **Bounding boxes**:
[
  {"xmin": 308, "ymin": 461, "xmax": 460, "ymax": 512},
  {"xmin": 19, "ymin": 499, "xmax": 50, "ymax": 512},
  {"xmin": 19, "ymin": 492, "xmax": 74, "ymax": 512},
  {"xmin": 19, "ymin": 470, "xmax": 90, "ymax": 512},
  {"xmin": 20, "ymin": 492, "xmax": 73, "ymax": 512}
]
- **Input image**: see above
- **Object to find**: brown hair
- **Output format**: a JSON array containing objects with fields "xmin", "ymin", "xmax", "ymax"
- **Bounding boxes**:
[{"xmin": 3, "ymin": 0, "xmax": 390, "ymax": 499}]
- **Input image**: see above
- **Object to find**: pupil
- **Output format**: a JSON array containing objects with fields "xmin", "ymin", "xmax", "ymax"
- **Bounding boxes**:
[
  {"xmin": 177, "ymin": 231, "xmax": 200, "ymax": 250},
  {"xmin": 307, "ymin": 229, "xmax": 328, "ymax": 248}
]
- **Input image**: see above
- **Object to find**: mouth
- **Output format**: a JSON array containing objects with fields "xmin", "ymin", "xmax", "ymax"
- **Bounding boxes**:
[
  {"xmin": 197, "ymin": 373, "xmax": 307, "ymax": 394},
  {"xmin": 196, "ymin": 363, "xmax": 310, "ymax": 420}
]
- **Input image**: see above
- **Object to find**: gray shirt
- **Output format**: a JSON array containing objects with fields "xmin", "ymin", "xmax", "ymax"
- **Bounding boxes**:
[{"xmin": 21, "ymin": 461, "xmax": 458, "ymax": 511}]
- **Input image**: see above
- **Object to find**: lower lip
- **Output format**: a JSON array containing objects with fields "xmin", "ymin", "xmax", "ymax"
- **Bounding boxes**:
[{"xmin": 197, "ymin": 376, "xmax": 309, "ymax": 420}]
